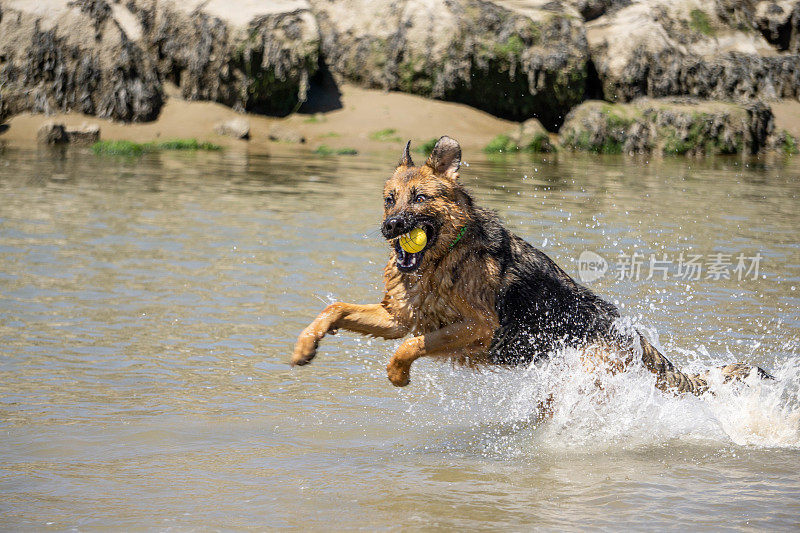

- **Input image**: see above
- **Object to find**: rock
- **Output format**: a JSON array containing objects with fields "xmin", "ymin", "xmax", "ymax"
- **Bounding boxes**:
[
  {"xmin": 37, "ymin": 122, "xmax": 70, "ymax": 144},
  {"xmin": 755, "ymin": 1, "xmax": 800, "ymax": 53},
  {"xmin": 0, "ymin": 0, "xmax": 163, "ymax": 121},
  {"xmin": 3, "ymin": 0, "xmax": 797, "ymax": 140},
  {"xmin": 563, "ymin": 0, "xmax": 630, "ymax": 21},
  {"xmin": 310, "ymin": 0, "xmax": 589, "ymax": 129},
  {"xmin": 0, "ymin": 0, "xmax": 318, "ymax": 121},
  {"xmin": 586, "ymin": 0, "xmax": 800, "ymax": 103},
  {"xmin": 214, "ymin": 118, "xmax": 250, "ymax": 139},
  {"xmin": 126, "ymin": 0, "xmax": 319, "ymax": 115},
  {"xmin": 268, "ymin": 124, "xmax": 306, "ymax": 143},
  {"xmin": 714, "ymin": 1, "xmax": 800, "ymax": 53},
  {"xmin": 66, "ymin": 123, "xmax": 101, "ymax": 144},
  {"xmin": 37, "ymin": 121, "xmax": 101, "ymax": 144},
  {"xmin": 486, "ymin": 118, "xmax": 554, "ymax": 153},
  {"xmin": 559, "ymin": 98, "xmax": 775, "ymax": 156},
  {"xmin": 772, "ymin": 128, "xmax": 800, "ymax": 153},
  {"xmin": 516, "ymin": 118, "xmax": 553, "ymax": 150}
]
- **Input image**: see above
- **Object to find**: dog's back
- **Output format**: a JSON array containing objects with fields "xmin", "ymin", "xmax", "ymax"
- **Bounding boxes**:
[
  {"xmin": 473, "ymin": 207, "xmax": 619, "ymax": 365},
  {"xmin": 468, "ymin": 207, "xmax": 769, "ymax": 394}
]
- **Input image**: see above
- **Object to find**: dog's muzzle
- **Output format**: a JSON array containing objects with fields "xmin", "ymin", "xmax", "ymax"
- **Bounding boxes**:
[
  {"xmin": 382, "ymin": 216, "xmax": 410, "ymax": 239},
  {"xmin": 382, "ymin": 216, "xmax": 435, "ymax": 273}
]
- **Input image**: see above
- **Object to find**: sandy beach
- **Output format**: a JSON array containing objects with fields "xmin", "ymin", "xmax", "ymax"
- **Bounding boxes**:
[
  {"xmin": 0, "ymin": 83, "xmax": 519, "ymax": 154},
  {"xmin": 3, "ymin": 82, "xmax": 798, "ymax": 158}
]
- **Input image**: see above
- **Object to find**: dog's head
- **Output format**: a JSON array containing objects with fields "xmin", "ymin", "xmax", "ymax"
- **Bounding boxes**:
[{"xmin": 382, "ymin": 136, "xmax": 473, "ymax": 273}]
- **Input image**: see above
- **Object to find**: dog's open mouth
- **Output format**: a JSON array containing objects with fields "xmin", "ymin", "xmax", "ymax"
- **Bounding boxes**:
[
  {"xmin": 395, "ymin": 240, "xmax": 424, "ymax": 272},
  {"xmin": 393, "ymin": 225, "xmax": 434, "ymax": 273}
]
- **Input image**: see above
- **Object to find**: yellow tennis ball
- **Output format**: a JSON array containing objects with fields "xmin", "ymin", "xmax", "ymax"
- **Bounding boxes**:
[{"xmin": 399, "ymin": 227, "xmax": 427, "ymax": 253}]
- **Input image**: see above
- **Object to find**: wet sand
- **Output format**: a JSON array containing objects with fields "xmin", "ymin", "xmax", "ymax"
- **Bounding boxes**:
[{"xmin": 773, "ymin": 100, "xmax": 800, "ymax": 139}]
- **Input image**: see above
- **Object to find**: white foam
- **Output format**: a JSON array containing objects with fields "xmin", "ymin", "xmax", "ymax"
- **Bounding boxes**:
[{"xmin": 399, "ymin": 328, "xmax": 800, "ymax": 454}]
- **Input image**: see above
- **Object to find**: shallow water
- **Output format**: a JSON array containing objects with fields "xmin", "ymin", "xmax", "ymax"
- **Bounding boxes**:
[{"xmin": 1, "ymin": 145, "xmax": 799, "ymax": 530}]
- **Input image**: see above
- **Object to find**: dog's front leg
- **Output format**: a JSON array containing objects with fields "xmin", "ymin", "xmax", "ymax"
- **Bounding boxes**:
[
  {"xmin": 386, "ymin": 319, "xmax": 493, "ymax": 387},
  {"xmin": 292, "ymin": 303, "xmax": 408, "ymax": 366}
]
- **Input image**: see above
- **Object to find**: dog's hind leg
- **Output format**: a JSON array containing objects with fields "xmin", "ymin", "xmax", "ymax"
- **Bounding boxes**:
[
  {"xmin": 696, "ymin": 362, "xmax": 774, "ymax": 384},
  {"xmin": 292, "ymin": 303, "xmax": 408, "ymax": 366},
  {"xmin": 637, "ymin": 336, "xmax": 773, "ymax": 395},
  {"xmin": 638, "ymin": 336, "xmax": 709, "ymax": 395}
]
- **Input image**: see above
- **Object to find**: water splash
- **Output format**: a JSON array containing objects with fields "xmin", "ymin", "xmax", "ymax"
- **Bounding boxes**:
[{"xmin": 400, "ymin": 330, "xmax": 800, "ymax": 453}]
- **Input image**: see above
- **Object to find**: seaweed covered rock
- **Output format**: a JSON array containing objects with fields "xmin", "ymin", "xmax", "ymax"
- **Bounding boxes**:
[
  {"xmin": 0, "ymin": 92, "xmax": 7, "ymax": 124},
  {"xmin": 715, "ymin": 0, "xmax": 800, "ymax": 53},
  {"xmin": 486, "ymin": 118, "xmax": 555, "ymax": 153},
  {"xmin": 0, "ymin": 0, "xmax": 162, "ymax": 121},
  {"xmin": 36, "ymin": 121, "xmax": 100, "ymax": 144},
  {"xmin": 560, "ymin": 99, "xmax": 776, "ymax": 156},
  {"xmin": 586, "ymin": 0, "xmax": 800, "ymax": 103},
  {"xmin": 66, "ymin": 123, "xmax": 101, "ymax": 144},
  {"xmin": 36, "ymin": 122, "xmax": 69, "ymax": 144},
  {"xmin": 127, "ymin": 0, "xmax": 319, "ymax": 115},
  {"xmin": 310, "ymin": 0, "xmax": 589, "ymax": 129},
  {"xmin": 562, "ymin": 0, "xmax": 630, "ymax": 21},
  {"xmin": 754, "ymin": 0, "xmax": 800, "ymax": 53},
  {"xmin": 775, "ymin": 129, "xmax": 800, "ymax": 154}
]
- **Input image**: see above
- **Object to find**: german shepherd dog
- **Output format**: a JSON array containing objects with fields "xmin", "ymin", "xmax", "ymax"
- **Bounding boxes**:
[{"xmin": 292, "ymin": 136, "xmax": 770, "ymax": 394}]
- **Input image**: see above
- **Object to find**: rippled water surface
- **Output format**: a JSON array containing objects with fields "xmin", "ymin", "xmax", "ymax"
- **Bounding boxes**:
[{"xmin": 1, "ymin": 145, "xmax": 799, "ymax": 530}]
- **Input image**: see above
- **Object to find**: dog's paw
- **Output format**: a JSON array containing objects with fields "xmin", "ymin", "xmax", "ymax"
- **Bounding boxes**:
[
  {"xmin": 291, "ymin": 332, "xmax": 319, "ymax": 366},
  {"xmin": 386, "ymin": 360, "xmax": 411, "ymax": 387}
]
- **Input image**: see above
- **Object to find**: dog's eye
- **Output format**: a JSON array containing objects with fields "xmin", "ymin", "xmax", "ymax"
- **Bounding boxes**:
[
  {"xmin": 414, "ymin": 194, "xmax": 429, "ymax": 203},
  {"xmin": 384, "ymin": 195, "xmax": 395, "ymax": 207}
]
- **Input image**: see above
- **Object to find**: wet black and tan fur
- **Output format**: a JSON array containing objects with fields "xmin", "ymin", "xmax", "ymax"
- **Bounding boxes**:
[{"xmin": 292, "ymin": 136, "xmax": 771, "ymax": 395}]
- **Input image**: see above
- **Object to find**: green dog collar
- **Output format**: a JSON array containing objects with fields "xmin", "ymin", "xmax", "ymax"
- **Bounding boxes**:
[{"xmin": 449, "ymin": 226, "xmax": 468, "ymax": 249}]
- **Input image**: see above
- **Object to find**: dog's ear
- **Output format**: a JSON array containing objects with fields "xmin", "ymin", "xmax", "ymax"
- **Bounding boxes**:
[
  {"xmin": 426, "ymin": 136, "xmax": 461, "ymax": 180},
  {"xmin": 397, "ymin": 140, "xmax": 414, "ymax": 168}
]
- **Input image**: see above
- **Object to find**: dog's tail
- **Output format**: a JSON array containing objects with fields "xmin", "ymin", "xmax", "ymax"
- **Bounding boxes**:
[{"xmin": 637, "ymin": 334, "xmax": 773, "ymax": 396}]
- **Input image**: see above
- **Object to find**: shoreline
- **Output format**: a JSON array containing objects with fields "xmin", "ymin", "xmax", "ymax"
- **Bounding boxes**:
[
  {"xmin": 1, "ymin": 83, "xmax": 798, "ymax": 158},
  {"xmin": 0, "ymin": 84, "xmax": 516, "ymax": 155}
]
